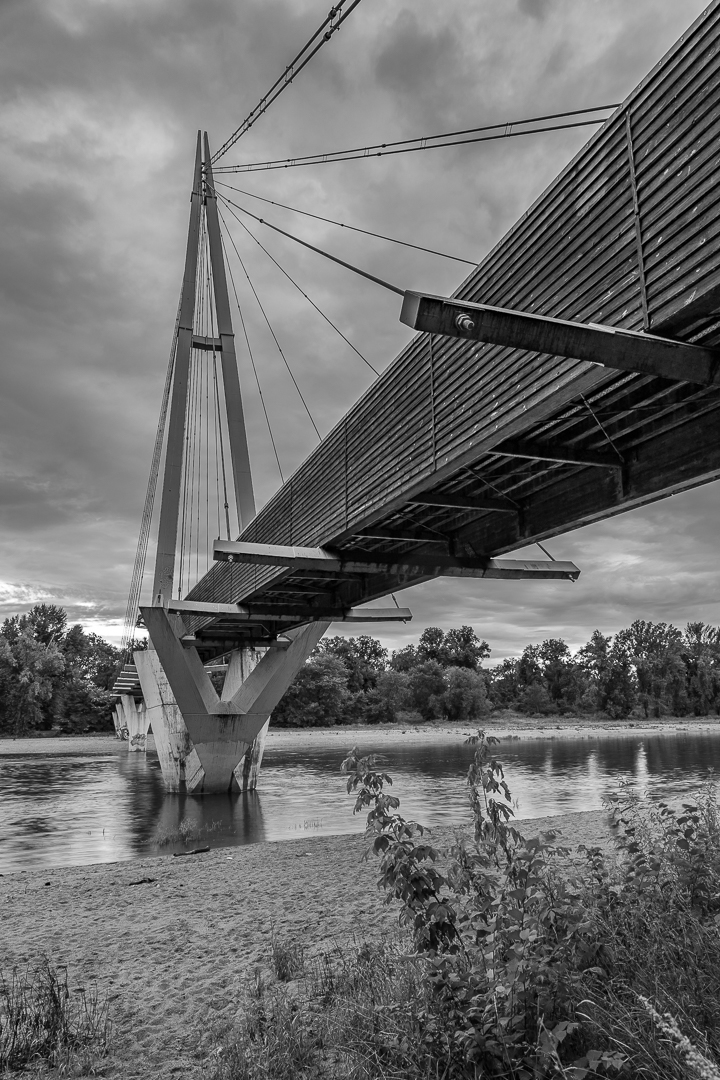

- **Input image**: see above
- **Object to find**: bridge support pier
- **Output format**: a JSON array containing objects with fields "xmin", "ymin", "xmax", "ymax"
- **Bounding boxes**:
[
  {"xmin": 135, "ymin": 612, "xmax": 328, "ymax": 794},
  {"xmin": 114, "ymin": 694, "xmax": 148, "ymax": 751},
  {"xmin": 111, "ymin": 703, "xmax": 123, "ymax": 738}
]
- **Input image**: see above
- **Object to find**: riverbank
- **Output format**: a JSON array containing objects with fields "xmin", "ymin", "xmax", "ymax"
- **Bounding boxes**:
[
  {"xmin": 262, "ymin": 712, "xmax": 720, "ymax": 752},
  {"xmin": 1, "ymin": 807, "xmax": 614, "ymax": 1079},
  {"xmin": 2, "ymin": 712, "xmax": 719, "ymax": 756}
]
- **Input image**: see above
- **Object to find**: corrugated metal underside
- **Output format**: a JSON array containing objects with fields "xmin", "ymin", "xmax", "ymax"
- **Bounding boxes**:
[{"xmin": 185, "ymin": 1, "xmax": 720, "ymax": 654}]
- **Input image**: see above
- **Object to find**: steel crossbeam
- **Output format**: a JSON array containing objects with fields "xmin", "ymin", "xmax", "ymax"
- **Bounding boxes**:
[{"xmin": 400, "ymin": 291, "xmax": 720, "ymax": 386}]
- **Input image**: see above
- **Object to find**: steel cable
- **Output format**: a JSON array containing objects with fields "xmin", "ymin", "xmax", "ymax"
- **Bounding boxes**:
[
  {"xmin": 120, "ymin": 290, "xmax": 182, "ymax": 655},
  {"xmin": 214, "ymin": 104, "xmax": 620, "ymax": 173},
  {"xmin": 212, "ymin": 0, "xmax": 366, "ymax": 163},
  {"xmin": 215, "ymin": 181, "xmax": 477, "ymax": 266},
  {"xmin": 219, "ymin": 227, "xmax": 286, "ymax": 483},
  {"xmin": 218, "ymin": 213, "xmax": 322, "ymax": 439},
  {"xmin": 217, "ymin": 192, "xmax": 379, "ymax": 375},
  {"xmin": 215, "ymin": 189, "xmax": 404, "ymax": 295}
]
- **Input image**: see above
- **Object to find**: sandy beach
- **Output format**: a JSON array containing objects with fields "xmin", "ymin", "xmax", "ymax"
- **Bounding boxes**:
[
  {"xmin": 2, "ymin": 716, "xmax": 718, "ymax": 1076},
  {"xmin": 2, "ymin": 807, "xmax": 614, "ymax": 1079}
]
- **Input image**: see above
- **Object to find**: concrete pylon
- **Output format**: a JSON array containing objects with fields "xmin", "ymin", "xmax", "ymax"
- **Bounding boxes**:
[
  {"xmin": 136, "ymin": 609, "xmax": 328, "ymax": 794},
  {"xmin": 134, "ymin": 646, "xmax": 265, "ymax": 792},
  {"xmin": 111, "ymin": 704, "xmax": 123, "ymax": 738},
  {"xmin": 114, "ymin": 694, "xmax": 149, "ymax": 751}
]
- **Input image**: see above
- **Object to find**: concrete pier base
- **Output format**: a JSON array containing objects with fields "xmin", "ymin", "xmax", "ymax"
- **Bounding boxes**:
[
  {"xmin": 234, "ymin": 719, "xmax": 269, "ymax": 791},
  {"xmin": 114, "ymin": 694, "xmax": 149, "ymax": 751},
  {"xmin": 134, "ymin": 649, "xmax": 198, "ymax": 789},
  {"xmin": 134, "ymin": 614, "xmax": 327, "ymax": 794}
]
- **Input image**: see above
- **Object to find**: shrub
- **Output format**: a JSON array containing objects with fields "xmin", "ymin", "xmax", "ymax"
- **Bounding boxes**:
[
  {"xmin": 441, "ymin": 666, "xmax": 488, "ymax": 721},
  {"xmin": 340, "ymin": 735, "xmax": 720, "ymax": 1079}
]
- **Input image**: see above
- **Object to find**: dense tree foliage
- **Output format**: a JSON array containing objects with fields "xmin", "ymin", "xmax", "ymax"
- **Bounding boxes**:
[
  {"xmin": 272, "ymin": 626, "xmax": 491, "ymax": 727},
  {"xmin": 0, "ymin": 605, "xmax": 120, "ymax": 736},
  {"xmin": 272, "ymin": 619, "xmax": 720, "ymax": 727},
  {"xmin": 4, "ymin": 607, "xmax": 720, "ymax": 735}
]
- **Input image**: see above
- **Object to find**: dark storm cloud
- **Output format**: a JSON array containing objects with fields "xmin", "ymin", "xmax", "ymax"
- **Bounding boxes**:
[
  {"xmin": 518, "ymin": 0, "xmax": 552, "ymax": 21},
  {"xmin": 0, "ymin": 0, "xmax": 714, "ymax": 644},
  {"xmin": 0, "ymin": 475, "xmax": 75, "ymax": 529},
  {"xmin": 375, "ymin": 13, "xmax": 459, "ymax": 96}
]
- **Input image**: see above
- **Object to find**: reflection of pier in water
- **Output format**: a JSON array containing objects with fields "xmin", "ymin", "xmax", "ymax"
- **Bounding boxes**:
[{"xmin": 151, "ymin": 789, "xmax": 267, "ymax": 855}]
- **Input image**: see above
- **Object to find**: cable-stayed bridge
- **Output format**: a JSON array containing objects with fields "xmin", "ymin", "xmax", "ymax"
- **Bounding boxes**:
[{"xmin": 115, "ymin": 2, "xmax": 720, "ymax": 792}]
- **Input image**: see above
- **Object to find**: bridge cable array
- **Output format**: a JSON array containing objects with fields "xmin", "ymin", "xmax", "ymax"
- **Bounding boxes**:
[
  {"xmin": 218, "ymin": 207, "xmax": 322, "ymax": 440},
  {"xmin": 175, "ymin": 213, "xmax": 240, "ymax": 599},
  {"xmin": 120, "ymin": 294, "xmax": 182, "ymax": 655},
  {"xmin": 215, "ymin": 181, "xmax": 477, "ymax": 267},
  {"xmin": 212, "ymin": 0, "xmax": 366, "ymax": 164},
  {"xmin": 214, "ymin": 103, "xmax": 620, "ymax": 173},
  {"xmin": 123, "ymin": 92, "xmax": 623, "ymax": 638},
  {"xmin": 216, "ymin": 191, "xmax": 379, "ymax": 375},
  {"xmin": 219, "ymin": 228, "xmax": 286, "ymax": 484},
  {"xmin": 214, "ymin": 187, "xmax": 404, "ymax": 296}
]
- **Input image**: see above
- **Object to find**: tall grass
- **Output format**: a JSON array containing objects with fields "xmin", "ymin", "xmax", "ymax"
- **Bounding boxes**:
[
  {"xmin": 0, "ymin": 961, "xmax": 110, "ymax": 1073},
  {"xmin": 205, "ymin": 939, "xmax": 442, "ymax": 1080},
  {"xmin": 575, "ymin": 783, "xmax": 720, "ymax": 1078}
]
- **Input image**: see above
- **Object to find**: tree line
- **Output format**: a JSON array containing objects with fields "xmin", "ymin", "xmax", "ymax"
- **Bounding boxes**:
[
  {"xmin": 271, "ymin": 619, "xmax": 720, "ymax": 726},
  {"xmin": 0, "ymin": 605, "xmax": 121, "ymax": 735},
  {"xmin": 2, "ymin": 605, "xmax": 720, "ymax": 735}
]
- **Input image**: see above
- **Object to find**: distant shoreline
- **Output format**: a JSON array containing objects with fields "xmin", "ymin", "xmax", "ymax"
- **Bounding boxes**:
[{"xmin": 2, "ymin": 713, "xmax": 719, "ymax": 751}]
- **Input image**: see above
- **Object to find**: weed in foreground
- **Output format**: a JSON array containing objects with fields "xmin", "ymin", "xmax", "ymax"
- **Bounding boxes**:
[
  {"xmin": 0, "ymin": 961, "xmax": 110, "ymax": 1074},
  {"xmin": 337, "ymin": 734, "xmax": 720, "ymax": 1079},
  {"xmin": 206, "ymin": 733, "xmax": 720, "ymax": 1079},
  {"xmin": 270, "ymin": 932, "xmax": 305, "ymax": 983}
]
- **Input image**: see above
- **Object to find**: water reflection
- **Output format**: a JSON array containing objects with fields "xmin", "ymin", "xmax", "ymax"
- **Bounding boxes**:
[
  {"xmin": 0, "ymin": 730, "xmax": 719, "ymax": 874},
  {"xmin": 150, "ymin": 789, "xmax": 268, "ymax": 853}
]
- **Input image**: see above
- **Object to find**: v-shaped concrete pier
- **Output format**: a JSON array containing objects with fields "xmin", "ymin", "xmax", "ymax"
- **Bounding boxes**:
[{"xmin": 136, "ymin": 608, "xmax": 328, "ymax": 793}]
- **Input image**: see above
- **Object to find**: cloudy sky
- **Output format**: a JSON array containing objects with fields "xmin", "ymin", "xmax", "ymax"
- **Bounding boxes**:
[{"xmin": 1, "ymin": 0, "xmax": 717, "ymax": 662}]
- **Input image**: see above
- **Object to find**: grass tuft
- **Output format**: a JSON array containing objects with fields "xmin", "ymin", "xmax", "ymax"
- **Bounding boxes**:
[
  {"xmin": 270, "ymin": 932, "xmax": 305, "ymax": 983},
  {"xmin": 0, "ymin": 960, "xmax": 110, "ymax": 1073},
  {"xmin": 205, "ymin": 938, "xmax": 437, "ymax": 1080}
]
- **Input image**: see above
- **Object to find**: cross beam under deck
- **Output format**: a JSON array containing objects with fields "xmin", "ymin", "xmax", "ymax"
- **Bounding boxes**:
[
  {"xmin": 212, "ymin": 540, "xmax": 580, "ymax": 580},
  {"xmin": 400, "ymin": 292, "xmax": 720, "ymax": 386}
]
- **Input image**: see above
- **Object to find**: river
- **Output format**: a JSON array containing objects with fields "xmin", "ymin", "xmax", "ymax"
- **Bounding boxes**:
[{"xmin": 1, "ymin": 726, "xmax": 719, "ymax": 874}]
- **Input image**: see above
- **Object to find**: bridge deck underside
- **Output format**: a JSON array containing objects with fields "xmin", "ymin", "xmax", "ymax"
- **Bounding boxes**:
[{"xmin": 180, "ymin": 1, "xmax": 720, "ymax": 659}]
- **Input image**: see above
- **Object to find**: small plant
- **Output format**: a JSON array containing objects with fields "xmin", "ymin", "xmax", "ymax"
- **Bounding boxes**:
[
  {"xmin": 155, "ymin": 818, "xmax": 223, "ymax": 846},
  {"xmin": 270, "ymin": 932, "xmax": 305, "ymax": 982},
  {"xmin": 604, "ymin": 780, "xmax": 720, "ymax": 915},
  {"xmin": 0, "ymin": 961, "xmax": 110, "ymax": 1072},
  {"xmin": 339, "ymin": 734, "xmax": 720, "ymax": 1078},
  {"xmin": 637, "ymin": 995, "xmax": 720, "ymax": 1080}
]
